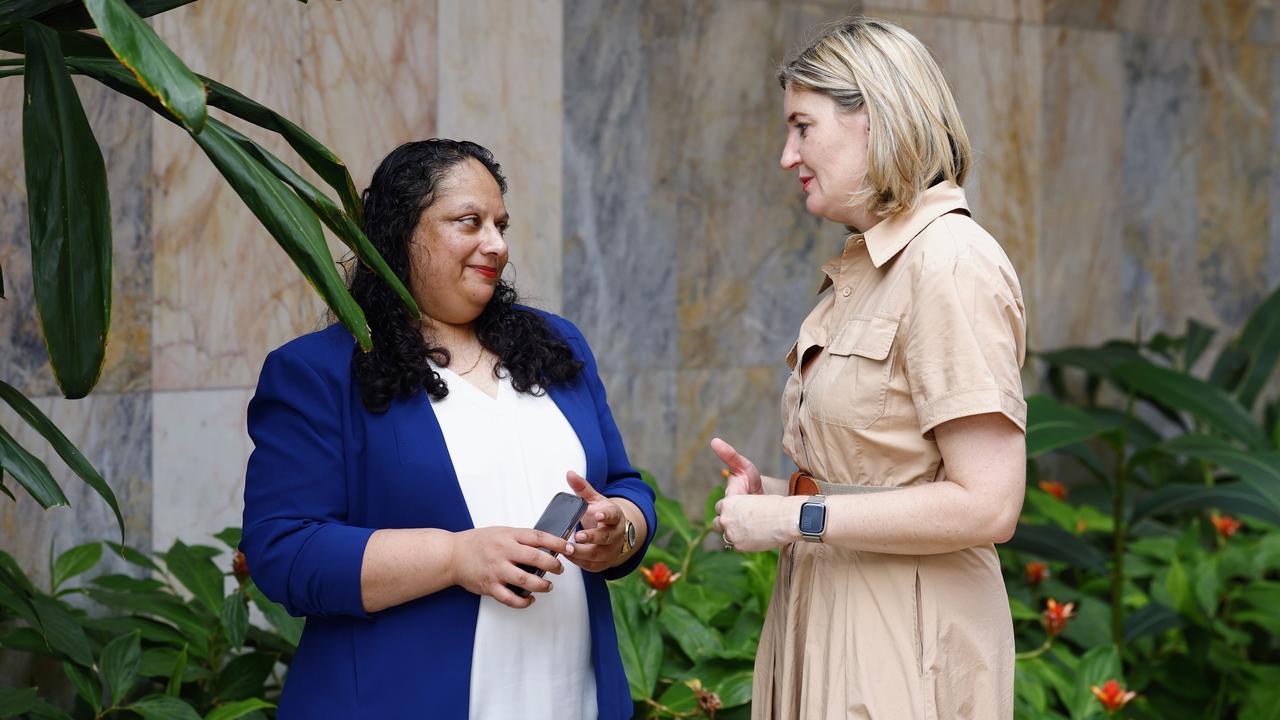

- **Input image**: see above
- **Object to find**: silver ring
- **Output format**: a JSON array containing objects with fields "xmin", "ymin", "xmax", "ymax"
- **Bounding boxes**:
[{"xmin": 722, "ymin": 533, "xmax": 734, "ymax": 551}]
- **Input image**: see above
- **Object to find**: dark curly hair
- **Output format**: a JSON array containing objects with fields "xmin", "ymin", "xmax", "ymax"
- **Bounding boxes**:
[{"xmin": 348, "ymin": 139, "xmax": 581, "ymax": 412}]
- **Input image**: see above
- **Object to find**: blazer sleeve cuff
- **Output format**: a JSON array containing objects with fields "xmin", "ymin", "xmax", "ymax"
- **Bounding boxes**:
[
  {"xmin": 603, "ymin": 481, "xmax": 658, "ymax": 580},
  {"xmin": 296, "ymin": 523, "xmax": 377, "ymax": 618}
]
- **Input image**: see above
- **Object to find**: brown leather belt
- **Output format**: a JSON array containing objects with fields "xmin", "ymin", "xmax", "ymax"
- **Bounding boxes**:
[{"xmin": 788, "ymin": 470, "xmax": 901, "ymax": 496}]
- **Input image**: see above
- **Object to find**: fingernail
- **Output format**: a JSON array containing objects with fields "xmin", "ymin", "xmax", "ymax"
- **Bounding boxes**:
[{"xmin": 565, "ymin": 543, "xmax": 574, "ymax": 555}]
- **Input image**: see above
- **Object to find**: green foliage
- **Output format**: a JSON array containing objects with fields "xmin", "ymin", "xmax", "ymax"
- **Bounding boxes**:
[
  {"xmin": 1006, "ymin": 287, "xmax": 1280, "ymax": 718},
  {"xmin": 612, "ymin": 473, "xmax": 773, "ymax": 719},
  {"xmin": 0, "ymin": 530, "xmax": 283, "ymax": 718}
]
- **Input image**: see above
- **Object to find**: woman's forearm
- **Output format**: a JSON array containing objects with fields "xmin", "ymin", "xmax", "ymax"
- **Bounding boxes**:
[
  {"xmin": 360, "ymin": 528, "xmax": 458, "ymax": 613},
  {"xmin": 814, "ymin": 477, "xmax": 1022, "ymax": 555}
]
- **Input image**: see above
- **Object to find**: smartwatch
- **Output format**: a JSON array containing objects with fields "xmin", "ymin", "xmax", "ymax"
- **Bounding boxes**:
[{"xmin": 798, "ymin": 495, "xmax": 827, "ymax": 543}]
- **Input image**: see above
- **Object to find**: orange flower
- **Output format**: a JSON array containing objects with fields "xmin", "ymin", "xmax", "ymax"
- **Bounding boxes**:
[
  {"xmin": 231, "ymin": 551, "xmax": 250, "ymax": 582},
  {"xmin": 1039, "ymin": 480, "xmax": 1068, "ymax": 501},
  {"xmin": 1091, "ymin": 679, "xmax": 1136, "ymax": 712},
  {"xmin": 1041, "ymin": 598, "xmax": 1075, "ymax": 638},
  {"xmin": 721, "ymin": 468, "xmax": 731, "ymax": 480},
  {"xmin": 1025, "ymin": 562, "xmax": 1049, "ymax": 586},
  {"xmin": 639, "ymin": 562, "xmax": 682, "ymax": 592},
  {"xmin": 1210, "ymin": 512, "xmax": 1242, "ymax": 539}
]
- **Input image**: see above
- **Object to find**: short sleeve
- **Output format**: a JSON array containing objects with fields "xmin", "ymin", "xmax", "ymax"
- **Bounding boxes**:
[{"xmin": 903, "ymin": 255, "xmax": 1027, "ymax": 436}]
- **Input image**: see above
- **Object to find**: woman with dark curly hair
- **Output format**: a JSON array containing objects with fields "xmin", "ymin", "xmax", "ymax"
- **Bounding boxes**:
[{"xmin": 241, "ymin": 139, "xmax": 656, "ymax": 719}]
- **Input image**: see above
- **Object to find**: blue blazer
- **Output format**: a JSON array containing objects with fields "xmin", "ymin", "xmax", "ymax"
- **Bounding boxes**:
[{"xmin": 241, "ymin": 310, "xmax": 655, "ymax": 719}]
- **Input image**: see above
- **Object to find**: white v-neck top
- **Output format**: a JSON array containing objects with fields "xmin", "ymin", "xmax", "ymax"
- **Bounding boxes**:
[{"xmin": 430, "ymin": 364, "xmax": 597, "ymax": 720}]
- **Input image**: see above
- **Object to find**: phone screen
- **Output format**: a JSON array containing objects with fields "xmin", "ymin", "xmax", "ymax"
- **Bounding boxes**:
[{"xmin": 509, "ymin": 492, "xmax": 587, "ymax": 598}]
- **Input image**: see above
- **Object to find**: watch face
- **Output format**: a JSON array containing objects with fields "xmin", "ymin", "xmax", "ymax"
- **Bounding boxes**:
[
  {"xmin": 625, "ymin": 521, "xmax": 637, "ymax": 548},
  {"xmin": 799, "ymin": 502, "xmax": 826, "ymax": 535}
]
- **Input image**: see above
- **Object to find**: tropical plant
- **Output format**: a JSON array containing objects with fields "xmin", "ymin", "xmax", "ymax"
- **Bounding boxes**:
[
  {"xmin": 1003, "ymin": 284, "xmax": 1280, "ymax": 719},
  {"xmin": 0, "ymin": 527, "xmax": 298, "ymax": 718},
  {"xmin": 0, "ymin": 0, "xmax": 417, "ymax": 534},
  {"xmin": 610, "ymin": 472, "xmax": 777, "ymax": 719}
]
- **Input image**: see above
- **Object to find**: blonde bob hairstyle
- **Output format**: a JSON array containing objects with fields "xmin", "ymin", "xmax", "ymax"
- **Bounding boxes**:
[{"xmin": 778, "ymin": 17, "xmax": 971, "ymax": 218}]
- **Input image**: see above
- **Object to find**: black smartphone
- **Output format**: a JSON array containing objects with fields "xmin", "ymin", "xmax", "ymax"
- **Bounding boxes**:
[{"xmin": 508, "ymin": 492, "xmax": 588, "ymax": 599}]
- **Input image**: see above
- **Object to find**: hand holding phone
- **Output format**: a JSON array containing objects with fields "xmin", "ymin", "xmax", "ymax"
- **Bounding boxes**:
[{"xmin": 507, "ymin": 492, "xmax": 588, "ymax": 598}]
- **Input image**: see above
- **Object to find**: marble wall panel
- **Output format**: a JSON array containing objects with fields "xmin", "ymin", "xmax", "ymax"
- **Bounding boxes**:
[
  {"xmin": 1272, "ymin": 49, "xmax": 1280, "ymax": 285},
  {"xmin": 664, "ymin": 0, "xmax": 842, "ymax": 370},
  {"xmin": 867, "ymin": 0, "xmax": 1041, "ymax": 23},
  {"xmin": 673, "ymin": 367, "xmax": 787, "ymax": 511},
  {"xmin": 152, "ymin": 0, "xmax": 437, "ymax": 391},
  {"xmin": 1196, "ymin": 40, "xmax": 1273, "ymax": 327},
  {"xmin": 151, "ymin": 389, "xmax": 254, "ymax": 553},
  {"xmin": 1043, "ymin": 0, "xmax": 1275, "ymax": 44},
  {"xmin": 438, "ymin": 0, "xmax": 563, "ymax": 312},
  {"xmin": 0, "ymin": 393, "xmax": 151, "ymax": 589},
  {"xmin": 1119, "ymin": 36, "xmax": 1202, "ymax": 334},
  {"xmin": 1037, "ymin": 27, "xmax": 1128, "ymax": 349},
  {"xmin": 563, "ymin": 0, "xmax": 678, "ymax": 371},
  {"xmin": 0, "ymin": 76, "xmax": 152, "ymax": 398},
  {"xmin": 598, "ymin": 370, "xmax": 679, "ymax": 494}
]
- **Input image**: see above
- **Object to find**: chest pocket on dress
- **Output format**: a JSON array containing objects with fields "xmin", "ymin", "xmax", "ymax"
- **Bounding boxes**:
[{"xmin": 812, "ymin": 315, "xmax": 899, "ymax": 429}]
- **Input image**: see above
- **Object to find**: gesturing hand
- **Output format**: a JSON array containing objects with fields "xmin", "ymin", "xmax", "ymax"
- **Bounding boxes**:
[
  {"xmin": 710, "ymin": 437, "xmax": 763, "ymax": 496},
  {"xmin": 565, "ymin": 471, "xmax": 627, "ymax": 573},
  {"xmin": 451, "ymin": 527, "xmax": 570, "ymax": 609}
]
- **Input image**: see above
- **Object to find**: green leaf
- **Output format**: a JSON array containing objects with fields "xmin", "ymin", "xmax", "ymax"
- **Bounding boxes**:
[
  {"xmin": 0, "ymin": 380, "xmax": 122, "ymax": 540},
  {"xmin": 608, "ymin": 582, "xmax": 661, "ymax": 700},
  {"xmin": 35, "ymin": 0, "xmax": 197, "ymax": 29},
  {"xmin": 191, "ymin": 118, "xmax": 372, "ymax": 350},
  {"xmin": 83, "ymin": 0, "xmax": 206, "ymax": 132},
  {"xmin": 1069, "ymin": 644, "xmax": 1122, "ymax": 720},
  {"xmin": 62, "ymin": 660, "xmax": 102, "ymax": 713},
  {"xmin": 217, "ymin": 123, "xmax": 418, "ymax": 319},
  {"xmin": 110, "ymin": 542, "xmax": 162, "ymax": 572},
  {"xmin": 0, "ymin": 424, "xmax": 68, "ymax": 508},
  {"xmin": 51, "ymin": 541, "xmax": 103, "ymax": 593},
  {"xmin": 128, "ymin": 696, "xmax": 202, "ymax": 720},
  {"xmin": 655, "ymin": 680, "xmax": 699, "ymax": 714},
  {"xmin": 161, "ymin": 540, "xmax": 224, "ymax": 615},
  {"xmin": 0, "ymin": 262, "xmax": 5, "ymax": 299},
  {"xmin": 669, "ymin": 581, "xmax": 734, "ymax": 625},
  {"xmin": 21, "ymin": 21, "xmax": 112, "ymax": 399},
  {"xmin": 1005, "ymin": 523, "xmax": 1107, "ymax": 571},
  {"xmin": 220, "ymin": 592, "xmax": 247, "ymax": 650},
  {"xmin": 660, "ymin": 604, "xmax": 723, "ymax": 661},
  {"xmin": 31, "ymin": 595, "xmax": 93, "ymax": 667},
  {"xmin": 85, "ymin": 588, "xmax": 209, "ymax": 647},
  {"xmin": 1131, "ymin": 482, "xmax": 1280, "ymax": 526},
  {"xmin": 1123, "ymin": 601, "xmax": 1181, "ymax": 642},
  {"xmin": 246, "ymin": 584, "xmax": 302, "ymax": 647},
  {"xmin": 0, "ymin": 687, "xmax": 39, "ymax": 718},
  {"xmin": 1113, "ymin": 360, "xmax": 1269, "ymax": 449},
  {"xmin": 0, "ymin": 1, "xmax": 76, "ymax": 23},
  {"xmin": 1224, "ymin": 285, "xmax": 1280, "ymax": 410},
  {"xmin": 1161, "ymin": 434, "xmax": 1280, "ymax": 516},
  {"xmin": 213, "ymin": 527, "xmax": 242, "ymax": 551},
  {"xmin": 210, "ymin": 652, "xmax": 275, "ymax": 702},
  {"xmin": 203, "ymin": 698, "xmax": 276, "ymax": 720},
  {"xmin": 100, "ymin": 629, "xmax": 141, "ymax": 706},
  {"xmin": 1184, "ymin": 318, "xmax": 1216, "ymax": 370},
  {"xmin": 165, "ymin": 644, "xmax": 187, "ymax": 696},
  {"xmin": 1036, "ymin": 343, "xmax": 1143, "ymax": 379},
  {"xmin": 677, "ymin": 660, "xmax": 755, "ymax": 708},
  {"xmin": 1026, "ymin": 395, "xmax": 1117, "ymax": 458}
]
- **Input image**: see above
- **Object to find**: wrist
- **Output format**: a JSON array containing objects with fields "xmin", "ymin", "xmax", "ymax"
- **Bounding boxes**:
[
  {"xmin": 779, "ymin": 496, "xmax": 806, "ymax": 544},
  {"xmin": 443, "ymin": 529, "xmax": 463, "ymax": 587}
]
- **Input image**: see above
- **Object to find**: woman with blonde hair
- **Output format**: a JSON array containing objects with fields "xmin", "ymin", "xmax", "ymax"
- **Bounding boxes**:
[{"xmin": 711, "ymin": 17, "xmax": 1026, "ymax": 719}]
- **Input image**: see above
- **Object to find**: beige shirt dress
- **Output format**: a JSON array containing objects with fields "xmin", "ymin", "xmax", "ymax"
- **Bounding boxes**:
[{"xmin": 754, "ymin": 182, "xmax": 1028, "ymax": 720}]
